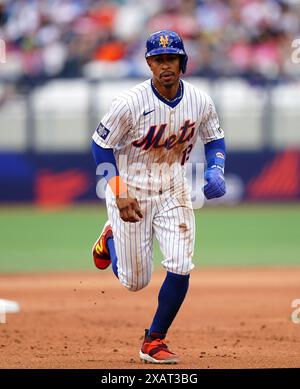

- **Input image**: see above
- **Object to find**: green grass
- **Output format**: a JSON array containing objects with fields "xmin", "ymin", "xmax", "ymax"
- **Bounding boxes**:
[{"xmin": 0, "ymin": 204, "xmax": 299, "ymax": 272}]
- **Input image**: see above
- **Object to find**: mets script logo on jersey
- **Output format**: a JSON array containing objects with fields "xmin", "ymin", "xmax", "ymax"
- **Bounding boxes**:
[
  {"xmin": 159, "ymin": 35, "xmax": 169, "ymax": 48},
  {"xmin": 132, "ymin": 120, "xmax": 195, "ymax": 151}
]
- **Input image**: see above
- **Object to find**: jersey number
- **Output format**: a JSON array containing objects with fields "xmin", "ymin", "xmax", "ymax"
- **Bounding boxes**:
[{"xmin": 181, "ymin": 144, "xmax": 193, "ymax": 165}]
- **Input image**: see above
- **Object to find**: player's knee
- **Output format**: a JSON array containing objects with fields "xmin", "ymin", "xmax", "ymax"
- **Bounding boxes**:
[
  {"xmin": 121, "ymin": 278, "xmax": 150, "ymax": 292},
  {"xmin": 118, "ymin": 268, "xmax": 151, "ymax": 291},
  {"xmin": 127, "ymin": 281, "xmax": 149, "ymax": 292}
]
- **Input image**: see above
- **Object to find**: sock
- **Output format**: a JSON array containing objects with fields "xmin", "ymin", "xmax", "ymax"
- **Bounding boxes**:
[
  {"xmin": 107, "ymin": 237, "xmax": 118, "ymax": 278},
  {"xmin": 149, "ymin": 271, "xmax": 190, "ymax": 336}
]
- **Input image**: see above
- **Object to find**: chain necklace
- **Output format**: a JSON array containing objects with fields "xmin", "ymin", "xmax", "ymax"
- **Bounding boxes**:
[{"xmin": 151, "ymin": 79, "xmax": 183, "ymax": 103}]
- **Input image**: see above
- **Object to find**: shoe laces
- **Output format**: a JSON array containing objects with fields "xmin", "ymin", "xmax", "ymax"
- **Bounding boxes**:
[{"xmin": 149, "ymin": 337, "xmax": 169, "ymax": 349}]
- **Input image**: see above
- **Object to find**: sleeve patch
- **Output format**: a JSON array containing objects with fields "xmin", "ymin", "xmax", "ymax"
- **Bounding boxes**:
[{"xmin": 96, "ymin": 123, "xmax": 110, "ymax": 140}]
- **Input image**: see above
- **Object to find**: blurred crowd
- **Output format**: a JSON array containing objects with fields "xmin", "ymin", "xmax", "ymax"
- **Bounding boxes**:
[{"xmin": 0, "ymin": 0, "xmax": 300, "ymax": 88}]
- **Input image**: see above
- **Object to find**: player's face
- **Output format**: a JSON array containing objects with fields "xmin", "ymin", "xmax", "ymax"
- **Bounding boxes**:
[{"xmin": 147, "ymin": 54, "xmax": 181, "ymax": 87}]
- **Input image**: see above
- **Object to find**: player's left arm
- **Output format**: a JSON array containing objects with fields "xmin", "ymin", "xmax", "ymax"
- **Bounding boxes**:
[
  {"xmin": 199, "ymin": 94, "xmax": 226, "ymax": 200},
  {"xmin": 203, "ymin": 138, "xmax": 226, "ymax": 199}
]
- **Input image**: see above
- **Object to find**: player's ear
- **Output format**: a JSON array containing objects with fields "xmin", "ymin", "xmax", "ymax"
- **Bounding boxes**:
[{"xmin": 146, "ymin": 58, "xmax": 152, "ymax": 70}]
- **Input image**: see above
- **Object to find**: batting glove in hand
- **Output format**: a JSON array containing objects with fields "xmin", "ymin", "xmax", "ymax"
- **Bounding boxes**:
[{"xmin": 203, "ymin": 166, "xmax": 226, "ymax": 199}]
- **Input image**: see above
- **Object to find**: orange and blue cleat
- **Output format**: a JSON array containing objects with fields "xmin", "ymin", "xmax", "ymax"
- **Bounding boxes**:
[
  {"xmin": 92, "ymin": 221, "xmax": 113, "ymax": 270},
  {"xmin": 139, "ymin": 329, "xmax": 179, "ymax": 364}
]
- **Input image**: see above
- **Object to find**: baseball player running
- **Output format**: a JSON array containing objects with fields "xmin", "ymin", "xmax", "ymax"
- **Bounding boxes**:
[{"xmin": 91, "ymin": 30, "xmax": 226, "ymax": 364}]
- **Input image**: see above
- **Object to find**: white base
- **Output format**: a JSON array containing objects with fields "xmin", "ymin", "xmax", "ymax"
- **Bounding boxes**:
[{"xmin": 0, "ymin": 299, "xmax": 20, "ymax": 313}]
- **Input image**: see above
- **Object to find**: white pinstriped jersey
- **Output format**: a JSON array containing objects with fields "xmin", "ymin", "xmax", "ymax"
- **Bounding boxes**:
[
  {"xmin": 93, "ymin": 78, "xmax": 225, "ymax": 285},
  {"xmin": 92, "ymin": 78, "xmax": 224, "ymax": 193}
]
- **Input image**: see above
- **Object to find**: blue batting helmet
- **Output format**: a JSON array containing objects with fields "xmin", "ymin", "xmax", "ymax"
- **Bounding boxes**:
[{"xmin": 145, "ymin": 30, "xmax": 188, "ymax": 73}]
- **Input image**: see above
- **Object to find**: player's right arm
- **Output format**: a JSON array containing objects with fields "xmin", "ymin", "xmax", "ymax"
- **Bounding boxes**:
[{"xmin": 92, "ymin": 97, "xmax": 143, "ymax": 222}]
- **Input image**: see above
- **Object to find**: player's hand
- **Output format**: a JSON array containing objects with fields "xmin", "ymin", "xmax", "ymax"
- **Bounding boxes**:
[
  {"xmin": 203, "ymin": 166, "xmax": 226, "ymax": 200},
  {"xmin": 116, "ymin": 195, "xmax": 143, "ymax": 223}
]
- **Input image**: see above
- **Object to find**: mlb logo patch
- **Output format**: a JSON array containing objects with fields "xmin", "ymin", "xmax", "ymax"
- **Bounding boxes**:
[{"xmin": 96, "ymin": 123, "xmax": 110, "ymax": 140}]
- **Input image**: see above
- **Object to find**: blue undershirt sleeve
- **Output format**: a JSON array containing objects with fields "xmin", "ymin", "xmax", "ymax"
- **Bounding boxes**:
[{"xmin": 91, "ymin": 140, "xmax": 119, "ymax": 181}]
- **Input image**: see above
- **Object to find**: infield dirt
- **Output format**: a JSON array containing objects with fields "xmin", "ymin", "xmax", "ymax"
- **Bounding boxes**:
[{"xmin": 0, "ymin": 268, "xmax": 299, "ymax": 369}]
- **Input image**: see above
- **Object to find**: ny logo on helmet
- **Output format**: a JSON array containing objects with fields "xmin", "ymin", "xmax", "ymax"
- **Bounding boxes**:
[{"xmin": 159, "ymin": 35, "xmax": 169, "ymax": 48}]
